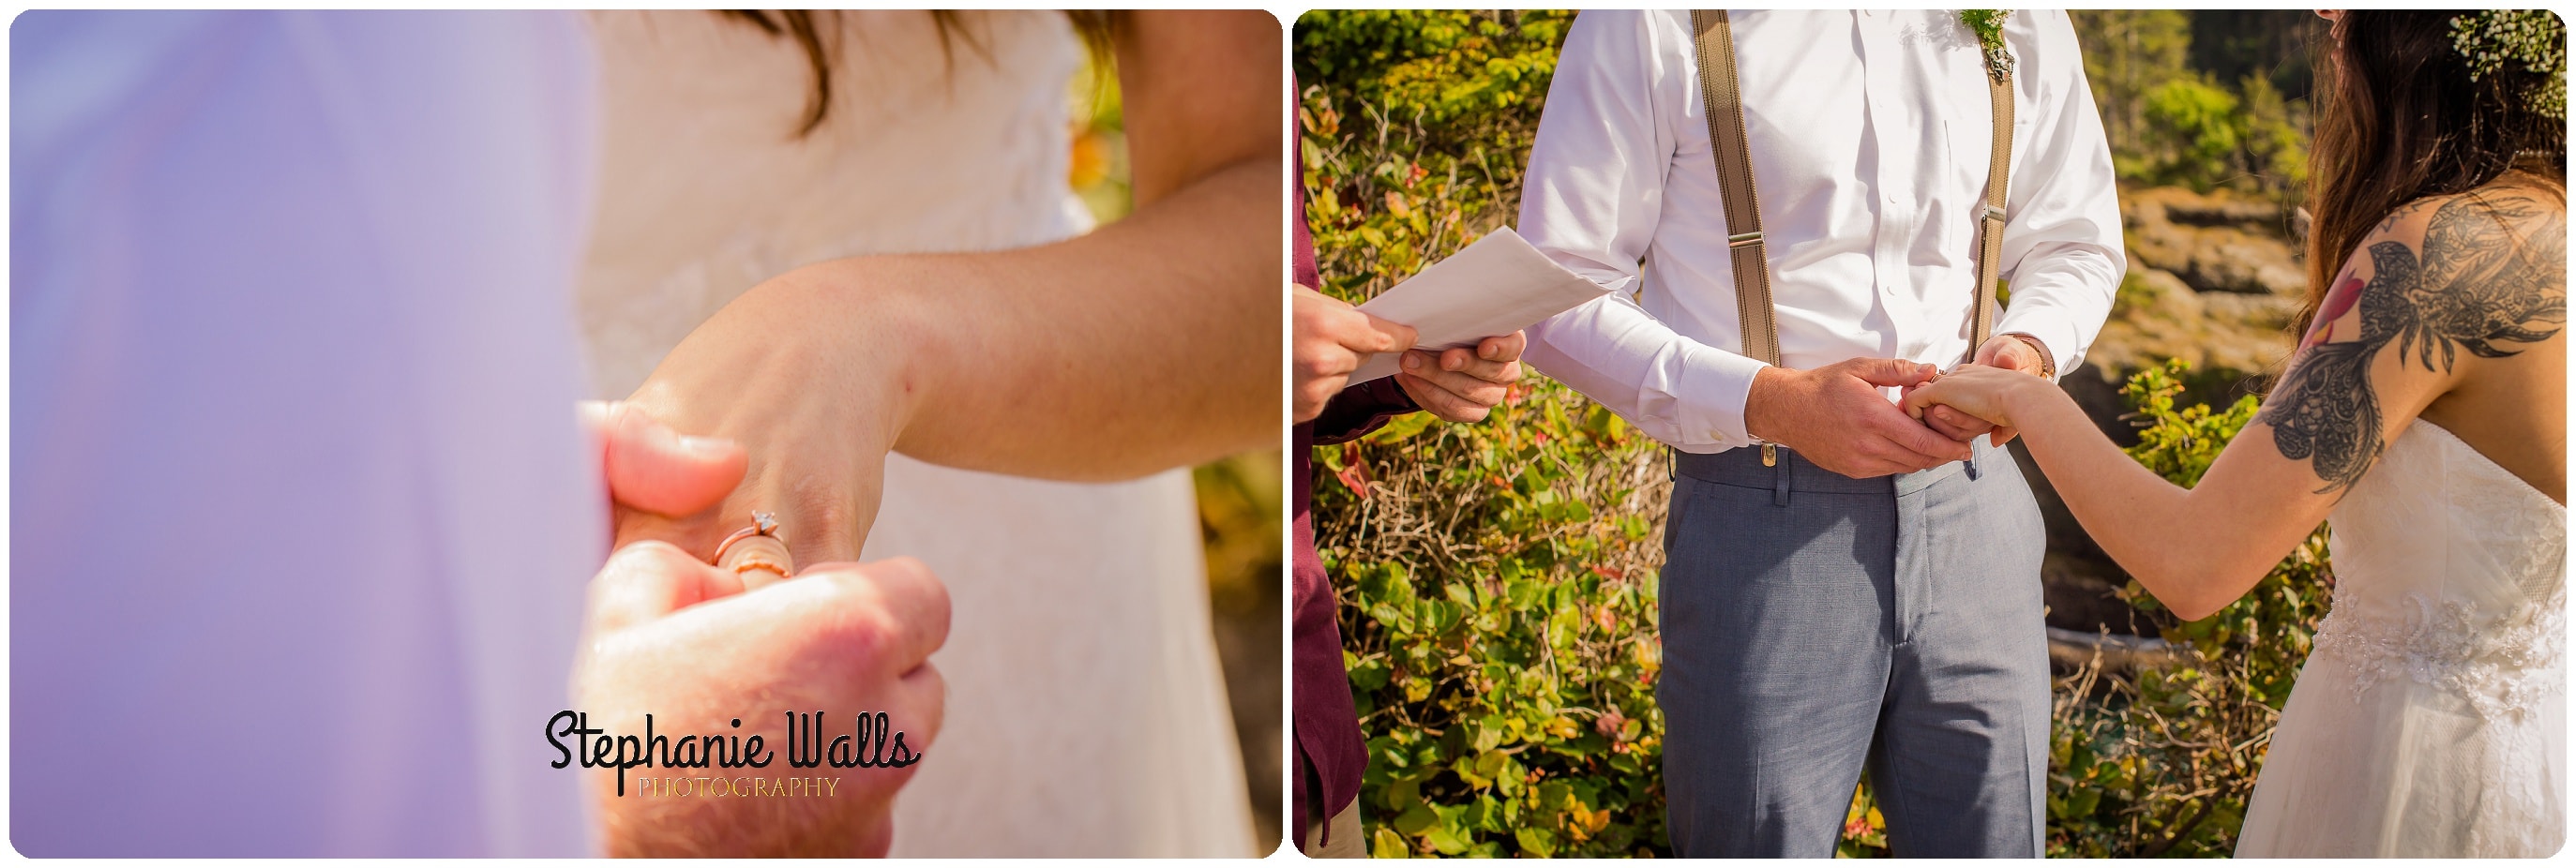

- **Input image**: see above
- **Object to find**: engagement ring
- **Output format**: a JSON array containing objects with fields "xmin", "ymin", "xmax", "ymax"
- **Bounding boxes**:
[{"xmin": 713, "ymin": 510, "xmax": 784, "ymax": 565}]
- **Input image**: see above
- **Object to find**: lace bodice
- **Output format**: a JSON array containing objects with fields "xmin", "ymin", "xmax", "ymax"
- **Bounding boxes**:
[
  {"xmin": 2239, "ymin": 419, "xmax": 2567, "ymax": 857},
  {"xmin": 2309, "ymin": 420, "xmax": 2568, "ymax": 720}
]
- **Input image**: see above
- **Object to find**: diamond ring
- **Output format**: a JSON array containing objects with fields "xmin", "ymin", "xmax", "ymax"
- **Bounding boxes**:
[{"xmin": 712, "ymin": 511, "xmax": 784, "ymax": 565}]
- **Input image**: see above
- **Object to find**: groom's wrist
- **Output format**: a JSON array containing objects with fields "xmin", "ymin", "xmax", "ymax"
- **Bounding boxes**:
[
  {"xmin": 2004, "ymin": 332, "xmax": 2056, "ymax": 380},
  {"xmin": 1740, "ymin": 365, "xmax": 1797, "ymax": 446}
]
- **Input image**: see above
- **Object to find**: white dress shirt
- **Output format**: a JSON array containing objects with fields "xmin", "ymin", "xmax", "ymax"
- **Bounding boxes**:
[
  {"xmin": 1518, "ymin": 9, "xmax": 2124, "ymax": 453},
  {"xmin": 14, "ymin": 11, "xmax": 599, "ymax": 856}
]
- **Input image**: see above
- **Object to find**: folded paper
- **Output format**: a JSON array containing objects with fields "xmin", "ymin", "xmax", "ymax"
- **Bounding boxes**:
[{"xmin": 1348, "ymin": 227, "xmax": 1610, "ymax": 383}]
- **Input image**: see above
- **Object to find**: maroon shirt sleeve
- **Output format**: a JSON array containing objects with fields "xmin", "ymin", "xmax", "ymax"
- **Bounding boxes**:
[{"xmin": 1289, "ymin": 74, "xmax": 1401, "ymax": 849}]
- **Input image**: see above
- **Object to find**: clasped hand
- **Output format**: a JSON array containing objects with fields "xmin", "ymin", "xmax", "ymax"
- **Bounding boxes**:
[
  {"xmin": 1293, "ymin": 285, "xmax": 1525, "ymax": 424},
  {"xmin": 1745, "ymin": 336, "xmax": 2047, "ymax": 478},
  {"xmin": 576, "ymin": 400, "xmax": 946, "ymax": 857}
]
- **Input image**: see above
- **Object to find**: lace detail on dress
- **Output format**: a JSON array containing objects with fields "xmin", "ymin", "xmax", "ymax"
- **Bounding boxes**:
[{"xmin": 2312, "ymin": 584, "xmax": 2567, "ymax": 722}]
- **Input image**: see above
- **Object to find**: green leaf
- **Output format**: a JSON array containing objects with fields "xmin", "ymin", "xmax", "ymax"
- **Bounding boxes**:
[{"xmin": 1514, "ymin": 827, "xmax": 1558, "ymax": 857}]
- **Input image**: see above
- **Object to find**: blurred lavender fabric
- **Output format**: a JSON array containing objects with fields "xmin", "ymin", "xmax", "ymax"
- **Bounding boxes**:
[{"xmin": 13, "ymin": 10, "xmax": 601, "ymax": 856}]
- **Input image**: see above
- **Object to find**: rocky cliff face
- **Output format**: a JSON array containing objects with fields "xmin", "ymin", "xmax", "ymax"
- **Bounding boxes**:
[
  {"xmin": 2082, "ymin": 186, "xmax": 2305, "ymax": 380},
  {"xmin": 2028, "ymin": 185, "xmax": 2307, "ymax": 636}
]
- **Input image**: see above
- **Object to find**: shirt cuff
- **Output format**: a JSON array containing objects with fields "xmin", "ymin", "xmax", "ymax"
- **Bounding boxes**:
[
  {"xmin": 1994, "ymin": 311, "xmax": 2080, "ymax": 384},
  {"xmin": 1672, "ymin": 342, "xmax": 1774, "ymax": 451}
]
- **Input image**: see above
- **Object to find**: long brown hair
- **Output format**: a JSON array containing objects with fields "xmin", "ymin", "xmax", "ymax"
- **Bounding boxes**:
[
  {"xmin": 720, "ymin": 10, "xmax": 1120, "ymax": 138},
  {"xmin": 2298, "ymin": 11, "xmax": 2567, "ymax": 339}
]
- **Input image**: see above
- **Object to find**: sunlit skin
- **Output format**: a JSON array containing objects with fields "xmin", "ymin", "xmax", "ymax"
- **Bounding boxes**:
[
  {"xmin": 577, "ymin": 404, "xmax": 950, "ymax": 857},
  {"xmin": 610, "ymin": 12, "xmax": 1287, "ymax": 572},
  {"xmin": 1291, "ymin": 285, "xmax": 1527, "ymax": 425},
  {"xmin": 1905, "ymin": 189, "xmax": 2564, "ymax": 621}
]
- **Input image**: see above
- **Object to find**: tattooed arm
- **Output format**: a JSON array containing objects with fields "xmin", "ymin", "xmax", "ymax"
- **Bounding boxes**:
[{"xmin": 1905, "ymin": 187, "xmax": 2565, "ymax": 621}]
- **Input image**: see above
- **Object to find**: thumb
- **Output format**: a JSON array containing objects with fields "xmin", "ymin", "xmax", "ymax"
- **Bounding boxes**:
[
  {"xmin": 1847, "ymin": 358, "xmax": 1941, "ymax": 389},
  {"xmin": 1973, "ymin": 336, "xmax": 2006, "ymax": 367},
  {"xmin": 585, "ymin": 540, "xmax": 744, "ymax": 635},
  {"xmin": 582, "ymin": 400, "xmax": 746, "ymax": 516},
  {"xmin": 1901, "ymin": 383, "xmax": 1935, "ymax": 420},
  {"xmin": 1351, "ymin": 313, "xmax": 1418, "ymax": 355}
]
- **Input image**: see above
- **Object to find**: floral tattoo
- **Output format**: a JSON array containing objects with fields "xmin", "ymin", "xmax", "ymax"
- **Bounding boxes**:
[{"xmin": 2259, "ymin": 192, "xmax": 2567, "ymax": 494}]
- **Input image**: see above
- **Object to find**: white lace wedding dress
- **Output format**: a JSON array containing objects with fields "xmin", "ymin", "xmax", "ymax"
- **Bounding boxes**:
[
  {"xmin": 2237, "ymin": 420, "xmax": 2566, "ymax": 857},
  {"xmin": 573, "ymin": 11, "xmax": 1255, "ymax": 856}
]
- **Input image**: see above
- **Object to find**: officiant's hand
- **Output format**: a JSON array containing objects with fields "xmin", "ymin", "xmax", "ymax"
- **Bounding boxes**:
[
  {"xmin": 1744, "ymin": 357, "xmax": 1970, "ymax": 478},
  {"xmin": 1295, "ymin": 285, "xmax": 1418, "ymax": 423},
  {"xmin": 576, "ymin": 545, "xmax": 948, "ymax": 857},
  {"xmin": 1394, "ymin": 331, "xmax": 1525, "ymax": 423},
  {"xmin": 1917, "ymin": 334, "xmax": 2052, "ymax": 445}
]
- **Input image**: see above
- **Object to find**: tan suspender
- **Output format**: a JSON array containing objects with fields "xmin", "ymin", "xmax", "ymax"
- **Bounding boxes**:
[
  {"xmin": 1689, "ymin": 11, "xmax": 1782, "ymax": 373},
  {"xmin": 1689, "ymin": 10, "xmax": 2014, "ymax": 466},
  {"xmin": 1970, "ymin": 27, "xmax": 2016, "ymax": 355}
]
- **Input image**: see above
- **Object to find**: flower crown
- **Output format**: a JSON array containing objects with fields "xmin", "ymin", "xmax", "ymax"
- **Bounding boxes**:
[{"xmin": 2451, "ymin": 10, "xmax": 2567, "ymax": 119}]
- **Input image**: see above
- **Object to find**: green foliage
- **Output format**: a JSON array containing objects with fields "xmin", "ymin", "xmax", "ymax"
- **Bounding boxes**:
[
  {"xmin": 2074, "ymin": 10, "xmax": 2312, "ymax": 198},
  {"xmin": 2075, "ymin": 9, "xmax": 2193, "ymax": 172},
  {"xmin": 1303, "ymin": 10, "xmax": 1673, "ymax": 857},
  {"xmin": 2041, "ymin": 361, "xmax": 2334, "ymax": 857},
  {"xmin": 1961, "ymin": 9, "xmax": 2011, "ymax": 56},
  {"xmin": 1297, "ymin": 11, "xmax": 1575, "ymax": 302},
  {"xmin": 1319, "ymin": 393, "xmax": 1676, "ymax": 858},
  {"xmin": 2239, "ymin": 75, "xmax": 2310, "ymax": 194},
  {"xmin": 2142, "ymin": 74, "xmax": 2243, "ymax": 192}
]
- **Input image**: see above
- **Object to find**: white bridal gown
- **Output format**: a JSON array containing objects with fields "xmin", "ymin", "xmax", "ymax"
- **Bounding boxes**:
[
  {"xmin": 2237, "ymin": 421, "xmax": 2566, "ymax": 857},
  {"xmin": 574, "ymin": 11, "xmax": 1256, "ymax": 857}
]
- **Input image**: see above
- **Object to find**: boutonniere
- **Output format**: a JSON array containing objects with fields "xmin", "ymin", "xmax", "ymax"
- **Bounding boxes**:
[{"xmin": 1960, "ymin": 10, "xmax": 2013, "ymax": 81}]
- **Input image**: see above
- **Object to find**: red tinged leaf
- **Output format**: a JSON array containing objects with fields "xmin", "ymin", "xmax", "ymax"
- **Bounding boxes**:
[{"xmin": 1334, "ymin": 441, "xmax": 1375, "ymax": 498}]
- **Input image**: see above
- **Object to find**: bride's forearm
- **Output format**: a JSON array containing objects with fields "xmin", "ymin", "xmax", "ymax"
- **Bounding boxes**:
[
  {"xmin": 786, "ymin": 157, "xmax": 1281, "ymax": 482},
  {"xmin": 2001, "ymin": 381, "xmax": 2282, "ymax": 621}
]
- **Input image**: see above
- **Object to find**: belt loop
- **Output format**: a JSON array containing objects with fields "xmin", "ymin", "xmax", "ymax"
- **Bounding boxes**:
[{"xmin": 1771, "ymin": 449, "xmax": 1792, "ymax": 507}]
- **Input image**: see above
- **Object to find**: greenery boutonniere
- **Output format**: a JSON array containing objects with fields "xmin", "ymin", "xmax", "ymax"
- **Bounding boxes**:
[{"xmin": 1961, "ymin": 9, "xmax": 2013, "ymax": 81}]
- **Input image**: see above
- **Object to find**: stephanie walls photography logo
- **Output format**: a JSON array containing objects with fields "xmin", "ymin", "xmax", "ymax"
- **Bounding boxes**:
[{"xmin": 549, "ymin": 711, "xmax": 923, "ymax": 796}]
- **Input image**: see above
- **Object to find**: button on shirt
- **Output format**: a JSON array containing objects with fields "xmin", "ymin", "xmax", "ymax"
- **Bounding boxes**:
[{"xmin": 1517, "ymin": 9, "xmax": 2123, "ymax": 453}]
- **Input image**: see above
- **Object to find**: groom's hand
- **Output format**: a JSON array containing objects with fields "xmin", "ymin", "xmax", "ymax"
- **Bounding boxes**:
[
  {"xmin": 1920, "ymin": 335, "xmax": 2051, "ymax": 445},
  {"xmin": 576, "ymin": 545, "xmax": 949, "ymax": 857},
  {"xmin": 1744, "ymin": 357, "xmax": 1970, "ymax": 478},
  {"xmin": 1394, "ymin": 331, "xmax": 1525, "ymax": 423}
]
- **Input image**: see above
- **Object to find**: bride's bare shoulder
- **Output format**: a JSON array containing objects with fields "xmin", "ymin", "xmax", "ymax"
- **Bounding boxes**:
[
  {"xmin": 2343, "ymin": 180, "xmax": 2566, "ymax": 348},
  {"xmin": 2361, "ymin": 180, "xmax": 2566, "ymax": 279}
]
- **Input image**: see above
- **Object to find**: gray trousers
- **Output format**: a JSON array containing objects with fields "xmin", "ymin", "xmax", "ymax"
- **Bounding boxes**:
[{"xmin": 1657, "ymin": 439, "xmax": 2049, "ymax": 858}]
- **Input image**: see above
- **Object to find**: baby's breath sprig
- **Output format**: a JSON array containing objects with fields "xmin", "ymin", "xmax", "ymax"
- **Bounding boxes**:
[
  {"xmin": 2451, "ymin": 10, "xmax": 2567, "ymax": 119},
  {"xmin": 1961, "ymin": 10, "xmax": 2013, "ymax": 81}
]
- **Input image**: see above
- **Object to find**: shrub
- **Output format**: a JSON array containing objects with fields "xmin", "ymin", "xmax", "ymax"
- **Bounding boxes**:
[{"xmin": 2144, "ymin": 74, "xmax": 2245, "ymax": 192}]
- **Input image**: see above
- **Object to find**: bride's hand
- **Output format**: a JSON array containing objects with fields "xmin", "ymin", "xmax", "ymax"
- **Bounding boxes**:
[
  {"xmin": 611, "ymin": 269, "xmax": 922, "ymax": 575},
  {"xmin": 1899, "ymin": 364, "xmax": 2045, "ymax": 446}
]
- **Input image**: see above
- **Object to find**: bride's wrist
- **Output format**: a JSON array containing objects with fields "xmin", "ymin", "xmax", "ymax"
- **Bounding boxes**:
[
  {"xmin": 1999, "ymin": 374, "xmax": 2058, "ymax": 431},
  {"xmin": 765, "ymin": 258, "xmax": 938, "ymax": 450}
]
